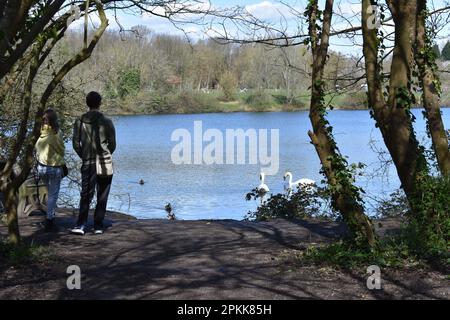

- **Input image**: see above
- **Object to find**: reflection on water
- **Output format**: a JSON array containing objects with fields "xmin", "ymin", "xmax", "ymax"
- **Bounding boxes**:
[{"xmin": 64, "ymin": 109, "xmax": 449, "ymax": 220}]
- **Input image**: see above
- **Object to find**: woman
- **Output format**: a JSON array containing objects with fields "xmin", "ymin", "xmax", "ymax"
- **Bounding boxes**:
[{"xmin": 35, "ymin": 109, "xmax": 66, "ymax": 232}]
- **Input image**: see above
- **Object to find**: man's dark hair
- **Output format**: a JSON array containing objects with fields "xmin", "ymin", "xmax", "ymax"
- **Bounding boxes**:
[{"xmin": 86, "ymin": 91, "xmax": 102, "ymax": 109}]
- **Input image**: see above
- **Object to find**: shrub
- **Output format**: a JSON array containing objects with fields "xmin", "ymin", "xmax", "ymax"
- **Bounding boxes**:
[
  {"xmin": 118, "ymin": 68, "xmax": 141, "ymax": 98},
  {"xmin": 406, "ymin": 175, "xmax": 450, "ymax": 262},
  {"xmin": 175, "ymin": 91, "xmax": 219, "ymax": 113},
  {"xmin": 272, "ymin": 94, "xmax": 307, "ymax": 110},
  {"xmin": 219, "ymin": 71, "xmax": 237, "ymax": 101},
  {"xmin": 244, "ymin": 90, "xmax": 276, "ymax": 111},
  {"xmin": 137, "ymin": 90, "xmax": 221, "ymax": 114},
  {"xmin": 245, "ymin": 186, "xmax": 337, "ymax": 221}
]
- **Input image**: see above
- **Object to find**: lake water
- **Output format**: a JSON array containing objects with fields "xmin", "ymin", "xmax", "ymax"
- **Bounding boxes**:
[{"xmin": 65, "ymin": 109, "xmax": 449, "ymax": 220}]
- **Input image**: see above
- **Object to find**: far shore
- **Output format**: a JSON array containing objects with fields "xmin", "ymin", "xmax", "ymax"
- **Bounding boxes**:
[{"xmin": 104, "ymin": 103, "xmax": 450, "ymax": 117}]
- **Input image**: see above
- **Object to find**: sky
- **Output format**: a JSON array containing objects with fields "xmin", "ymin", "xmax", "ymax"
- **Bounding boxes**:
[{"xmin": 68, "ymin": 0, "xmax": 450, "ymax": 56}]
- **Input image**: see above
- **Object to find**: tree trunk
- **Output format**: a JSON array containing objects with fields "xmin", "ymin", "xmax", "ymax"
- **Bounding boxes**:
[
  {"xmin": 0, "ymin": 0, "xmax": 109, "ymax": 244},
  {"xmin": 307, "ymin": 0, "xmax": 376, "ymax": 248},
  {"xmin": 362, "ymin": 0, "xmax": 427, "ymax": 200},
  {"xmin": 415, "ymin": 0, "xmax": 450, "ymax": 176},
  {"xmin": 4, "ymin": 185, "xmax": 20, "ymax": 245}
]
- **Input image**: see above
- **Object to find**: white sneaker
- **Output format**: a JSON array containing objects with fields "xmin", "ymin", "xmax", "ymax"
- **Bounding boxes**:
[
  {"xmin": 93, "ymin": 229, "xmax": 103, "ymax": 235},
  {"xmin": 71, "ymin": 226, "xmax": 85, "ymax": 235}
]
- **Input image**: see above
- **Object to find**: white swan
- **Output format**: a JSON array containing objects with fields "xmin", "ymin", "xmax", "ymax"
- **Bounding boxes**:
[
  {"xmin": 257, "ymin": 172, "xmax": 270, "ymax": 195},
  {"xmin": 256, "ymin": 172, "xmax": 270, "ymax": 205},
  {"xmin": 283, "ymin": 171, "xmax": 316, "ymax": 194}
]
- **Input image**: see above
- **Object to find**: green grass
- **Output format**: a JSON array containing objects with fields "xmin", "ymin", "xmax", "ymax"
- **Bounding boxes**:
[
  {"xmin": 301, "ymin": 239, "xmax": 419, "ymax": 270},
  {"xmin": 296, "ymin": 233, "xmax": 449, "ymax": 271},
  {"xmin": 0, "ymin": 239, "xmax": 54, "ymax": 266}
]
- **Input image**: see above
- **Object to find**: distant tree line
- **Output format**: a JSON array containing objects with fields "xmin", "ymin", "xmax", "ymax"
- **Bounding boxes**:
[{"xmin": 56, "ymin": 26, "xmax": 369, "ymax": 113}]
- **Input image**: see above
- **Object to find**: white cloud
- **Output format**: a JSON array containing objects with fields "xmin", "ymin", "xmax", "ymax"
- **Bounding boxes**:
[
  {"xmin": 67, "ymin": 11, "xmax": 116, "ymax": 30},
  {"xmin": 245, "ymin": 1, "xmax": 302, "ymax": 20},
  {"xmin": 337, "ymin": 2, "xmax": 361, "ymax": 15}
]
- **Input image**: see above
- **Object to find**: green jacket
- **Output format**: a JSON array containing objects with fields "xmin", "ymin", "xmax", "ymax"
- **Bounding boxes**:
[
  {"xmin": 35, "ymin": 125, "xmax": 66, "ymax": 167},
  {"xmin": 72, "ymin": 110, "xmax": 116, "ymax": 163}
]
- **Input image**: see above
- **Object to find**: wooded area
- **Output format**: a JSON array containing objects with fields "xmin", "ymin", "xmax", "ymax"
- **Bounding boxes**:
[
  {"xmin": 53, "ymin": 28, "xmax": 367, "ymax": 114},
  {"xmin": 47, "ymin": 25, "xmax": 450, "ymax": 115}
]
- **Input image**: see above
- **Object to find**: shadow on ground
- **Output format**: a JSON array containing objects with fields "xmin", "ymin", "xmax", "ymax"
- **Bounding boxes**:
[{"xmin": 0, "ymin": 211, "xmax": 448, "ymax": 300}]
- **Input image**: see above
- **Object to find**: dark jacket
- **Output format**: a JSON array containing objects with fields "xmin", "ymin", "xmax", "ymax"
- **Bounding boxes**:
[{"xmin": 73, "ymin": 110, "xmax": 116, "ymax": 163}]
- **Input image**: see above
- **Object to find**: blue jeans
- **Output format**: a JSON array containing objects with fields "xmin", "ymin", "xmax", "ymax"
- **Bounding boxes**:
[{"xmin": 37, "ymin": 164, "xmax": 62, "ymax": 220}]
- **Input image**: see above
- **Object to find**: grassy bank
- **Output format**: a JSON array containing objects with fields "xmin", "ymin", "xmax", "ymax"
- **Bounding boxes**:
[{"xmin": 101, "ymin": 89, "xmax": 375, "ymax": 115}]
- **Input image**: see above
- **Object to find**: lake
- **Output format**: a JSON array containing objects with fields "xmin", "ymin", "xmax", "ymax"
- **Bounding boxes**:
[{"xmin": 64, "ymin": 109, "xmax": 449, "ymax": 220}]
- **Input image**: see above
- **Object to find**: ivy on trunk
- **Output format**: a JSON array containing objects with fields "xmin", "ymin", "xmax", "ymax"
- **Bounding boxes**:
[{"xmin": 306, "ymin": 0, "xmax": 376, "ymax": 248}]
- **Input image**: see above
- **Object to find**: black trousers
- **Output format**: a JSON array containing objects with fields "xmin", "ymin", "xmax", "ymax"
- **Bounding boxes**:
[{"xmin": 77, "ymin": 163, "xmax": 113, "ymax": 228}]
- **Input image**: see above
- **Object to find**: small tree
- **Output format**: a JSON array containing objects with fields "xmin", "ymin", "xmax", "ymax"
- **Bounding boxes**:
[
  {"xmin": 219, "ymin": 71, "xmax": 237, "ymax": 101},
  {"xmin": 441, "ymin": 41, "xmax": 450, "ymax": 60},
  {"xmin": 118, "ymin": 68, "xmax": 141, "ymax": 98}
]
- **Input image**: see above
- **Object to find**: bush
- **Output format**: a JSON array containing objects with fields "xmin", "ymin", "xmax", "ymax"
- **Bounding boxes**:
[
  {"xmin": 272, "ymin": 94, "xmax": 307, "ymax": 110},
  {"xmin": 136, "ymin": 90, "xmax": 221, "ymax": 114},
  {"xmin": 406, "ymin": 175, "xmax": 450, "ymax": 262},
  {"xmin": 244, "ymin": 90, "xmax": 276, "ymax": 111},
  {"xmin": 219, "ymin": 71, "xmax": 237, "ymax": 102},
  {"xmin": 245, "ymin": 186, "xmax": 337, "ymax": 221},
  {"xmin": 117, "ymin": 68, "xmax": 141, "ymax": 98},
  {"xmin": 175, "ymin": 91, "xmax": 220, "ymax": 113}
]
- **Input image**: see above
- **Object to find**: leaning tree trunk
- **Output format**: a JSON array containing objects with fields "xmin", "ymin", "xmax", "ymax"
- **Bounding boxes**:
[
  {"xmin": 1, "ymin": 0, "xmax": 108, "ymax": 244},
  {"xmin": 362, "ymin": 0, "xmax": 428, "ymax": 201},
  {"xmin": 307, "ymin": 0, "xmax": 376, "ymax": 248},
  {"xmin": 4, "ymin": 185, "xmax": 20, "ymax": 245},
  {"xmin": 415, "ymin": 0, "xmax": 450, "ymax": 176},
  {"xmin": 0, "ymin": 39, "xmax": 42, "ymax": 244}
]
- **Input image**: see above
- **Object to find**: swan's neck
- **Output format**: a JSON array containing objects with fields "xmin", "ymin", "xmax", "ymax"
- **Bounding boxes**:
[{"xmin": 287, "ymin": 173, "xmax": 293, "ymax": 185}]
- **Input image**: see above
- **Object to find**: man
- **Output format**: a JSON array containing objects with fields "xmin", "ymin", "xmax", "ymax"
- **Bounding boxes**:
[{"xmin": 71, "ymin": 91, "xmax": 116, "ymax": 235}]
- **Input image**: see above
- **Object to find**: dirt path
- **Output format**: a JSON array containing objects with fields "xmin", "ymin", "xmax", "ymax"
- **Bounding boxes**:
[{"xmin": 0, "ymin": 211, "xmax": 448, "ymax": 300}]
